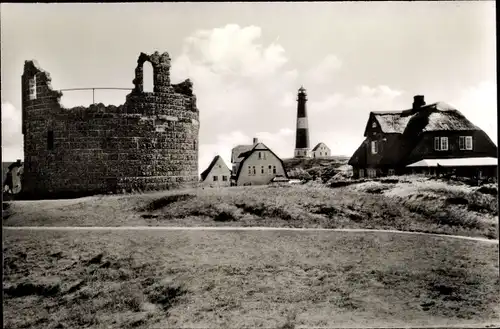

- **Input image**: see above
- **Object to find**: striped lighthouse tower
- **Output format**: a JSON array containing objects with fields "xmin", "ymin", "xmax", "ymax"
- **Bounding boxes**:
[{"xmin": 294, "ymin": 86, "xmax": 311, "ymax": 158}]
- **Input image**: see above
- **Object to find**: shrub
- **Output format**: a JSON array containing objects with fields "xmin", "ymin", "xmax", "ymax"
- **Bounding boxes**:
[
  {"xmin": 147, "ymin": 283, "xmax": 187, "ymax": 311},
  {"xmin": 446, "ymin": 197, "xmax": 469, "ymax": 205},
  {"xmin": 478, "ymin": 185, "xmax": 497, "ymax": 196},
  {"xmin": 139, "ymin": 194, "xmax": 196, "ymax": 212},
  {"xmin": 4, "ymin": 281, "xmax": 61, "ymax": 297}
]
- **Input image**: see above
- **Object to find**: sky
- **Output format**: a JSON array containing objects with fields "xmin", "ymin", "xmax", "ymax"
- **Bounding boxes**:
[{"xmin": 1, "ymin": 2, "xmax": 496, "ymax": 173}]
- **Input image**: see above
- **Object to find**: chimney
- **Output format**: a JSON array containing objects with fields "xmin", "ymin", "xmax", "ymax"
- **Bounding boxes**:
[
  {"xmin": 253, "ymin": 137, "xmax": 259, "ymax": 145},
  {"xmin": 412, "ymin": 95, "xmax": 426, "ymax": 110}
]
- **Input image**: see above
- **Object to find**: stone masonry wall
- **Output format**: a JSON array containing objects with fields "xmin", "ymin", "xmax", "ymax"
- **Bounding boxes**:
[{"xmin": 21, "ymin": 51, "xmax": 199, "ymax": 198}]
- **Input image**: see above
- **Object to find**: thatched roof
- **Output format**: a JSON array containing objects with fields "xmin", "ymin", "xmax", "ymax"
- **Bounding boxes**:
[
  {"xmin": 372, "ymin": 112, "xmax": 413, "ymax": 134},
  {"xmin": 371, "ymin": 102, "xmax": 478, "ymax": 135}
]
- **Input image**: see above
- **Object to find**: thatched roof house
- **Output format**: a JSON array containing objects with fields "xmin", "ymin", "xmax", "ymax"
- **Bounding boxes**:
[{"xmin": 349, "ymin": 95, "xmax": 497, "ymax": 179}]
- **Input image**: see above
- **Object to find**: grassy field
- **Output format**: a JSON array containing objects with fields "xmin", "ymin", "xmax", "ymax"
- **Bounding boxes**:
[
  {"xmin": 3, "ymin": 229, "xmax": 499, "ymax": 329},
  {"xmin": 3, "ymin": 176, "xmax": 498, "ymax": 239}
]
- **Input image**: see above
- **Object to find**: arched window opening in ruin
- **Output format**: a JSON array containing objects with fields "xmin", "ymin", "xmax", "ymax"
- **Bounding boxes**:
[{"xmin": 143, "ymin": 61, "xmax": 154, "ymax": 93}]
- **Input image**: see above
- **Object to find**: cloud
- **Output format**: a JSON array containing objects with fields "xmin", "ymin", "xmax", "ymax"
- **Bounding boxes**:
[
  {"xmin": 1, "ymin": 102, "xmax": 24, "ymax": 161},
  {"xmin": 199, "ymin": 131, "xmax": 251, "ymax": 173},
  {"xmin": 307, "ymin": 85, "xmax": 405, "ymax": 156},
  {"xmin": 450, "ymin": 80, "xmax": 497, "ymax": 143},
  {"xmin": 170, "ymin": 24, "xmax": 301, "ymax": 173},
  {"xmin": 304, "ymin": 54, "xmax": 343, "ymax": 85}
]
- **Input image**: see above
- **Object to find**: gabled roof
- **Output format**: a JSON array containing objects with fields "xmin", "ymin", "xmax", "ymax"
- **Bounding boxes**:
[
  {"xmin": 234, "ymin": 142, "xmax": 289, "ymax": 181},
  {"xmin": 200, "ymin": 155, "xmax": 230, "ymax": 181},
  {"xmin": 365, "ymin": 102, "xmax": 479, "ymax": 136},
  {"xmin": 312, "ymin": 142, "xmax": 330, "ymax": 152}
]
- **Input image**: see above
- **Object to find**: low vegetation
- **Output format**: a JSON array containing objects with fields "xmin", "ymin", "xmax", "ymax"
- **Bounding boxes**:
[
  {"xmin": 283, "ymin": 156, "xmax": 350, "ymax": 182},
  {"xmin": 4, "ymin": 176, "xmax": 498, "ymax": 239},
  {"xmin": 3, "ymin": 229, "xmax": 499, "ymax": 328}
]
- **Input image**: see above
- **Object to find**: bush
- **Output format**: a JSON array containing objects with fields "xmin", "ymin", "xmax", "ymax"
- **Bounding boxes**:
[
  {"xmin": 4, "ymin": 281, "xmax": 61, "ymax": 297},
  {"xmin": 139, "ymin": 194, "xmax": 196, "ymax": 212},
  {"xmin": 478, "ymin": 185, "xmax": 497, "ymax": 196}
]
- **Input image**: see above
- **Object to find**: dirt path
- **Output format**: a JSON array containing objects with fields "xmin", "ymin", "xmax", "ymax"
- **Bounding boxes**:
[{"xmin": 3, "ymin": 226, "xmax": 498, "ymax": 244}]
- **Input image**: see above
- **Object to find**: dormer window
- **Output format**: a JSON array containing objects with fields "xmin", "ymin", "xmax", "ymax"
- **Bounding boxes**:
[{"xmin": 29, "ymin": 76, "xmax": 37, "ymax": 100}]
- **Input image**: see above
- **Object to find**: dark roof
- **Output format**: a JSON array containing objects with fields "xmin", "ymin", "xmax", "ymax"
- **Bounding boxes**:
[
  {"xmin": 312, "ymin": 142, "xmax": 329, "ymax": 152},
  {"xmin": 367, "ymin": 102, "xmax": 479, "ymax": 136},
  {"xmin": 347, "ymin": 141, "xmax": 367, "ymax": 166},
  {"xmin": 234, "ymin": 143, "xmax": 289, "ymax": 182},
  {"xmin": 200, "ymin": 155, "xmax": 230, "ymax": 181}
]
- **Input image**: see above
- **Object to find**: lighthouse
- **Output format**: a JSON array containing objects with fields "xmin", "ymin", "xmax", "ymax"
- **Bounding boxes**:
[{"xmin": 294, "ymin": 86, "xmax": 311, "ymax": 158}]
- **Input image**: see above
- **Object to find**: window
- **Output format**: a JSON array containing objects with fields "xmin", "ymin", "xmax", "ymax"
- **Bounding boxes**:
[
  {"xmin": 222, "ymin": 176, "xmax": 227, "ymax": 181},
  {"xmin": 143, "ymin": 61, "xmax": 154, "ymax": 92},
  {"xmin": 273, "ymin": 165, "xmax": 276, "ymax": 174},
  {"xmin": 320, "ymin": 152, "xmax": 322, "ymax": 156},
  {"xmin": 268, "ymin": 165, "xmax": 272, "ymax": 174},
  {"xmin": 359, "ymin": 169, "xmax": 365, "ymax": 178},
  {"xmin": 261, "ymin": 166, "xmax": 264, "ymax": 174},
  {"xmin": 367, "ymin": 168, "xmax": 376, "ymax": 178},
  {"xmin": 465, "ymin": 136, "xmax": 473, "ymax": 150},
  {"xmin": 371, "ymin": 141, "xmax": 378, "ymax": 154},
  {"xmin": 372, "ymin": 121, "xmax": 377, "ymax": 128},
  {"xmin": 213, "ymin": 176, "xmax": 218, "ymax": 182},
  {"xmin": 441, "ymin": 137, "xmax": 448, "ymax": 151},
  {"xmin": 248, "ymin": 166, "xmax": 252, "ymax": 175},
  {"xmin": 47, "ymin": 130, "xmax": 54, "ymax": 150},
  {"xmin": 258, "ymin": 152, "xmax": 262, "ymax": 160},
  {"xmin": 459, "ymin": 136, "xmax": 473, "ymax": 150},
  {"xmin": 252, "ymin": 166, "xmax": 256, "ymax": 175},
  {"xmin": 29, "ymin": 76, "xmax": 37, "ymax": 100},
  {"xmin": 388, "ymin": 169, "xmax": 395, "ymax": 176},
  {"xmin": 434, "ymin": 137, "xmax": 448, "ymax": 151}
]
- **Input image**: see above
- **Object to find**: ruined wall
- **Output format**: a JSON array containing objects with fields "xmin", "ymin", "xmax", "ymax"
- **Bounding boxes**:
[{"xmin": 21, "ymin": 51, "xmax": 199, "ymax": 198}]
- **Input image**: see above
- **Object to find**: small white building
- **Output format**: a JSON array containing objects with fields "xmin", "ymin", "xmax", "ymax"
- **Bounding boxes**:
[
  {"xmin": 200, "ymin": 155, "xmax": 231, "ymax": 187},
  {"xmin": 312, "ymin": 142, "xmax": 331, "ymax": 158}
]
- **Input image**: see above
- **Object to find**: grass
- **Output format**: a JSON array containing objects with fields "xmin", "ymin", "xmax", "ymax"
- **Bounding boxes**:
[
  {"xmin": 4, "ymin": 176, "xmax": 498, "ymax": 240},
  {"xmin": 3, "ymin": 229, "xmax": 499, "ymax": 328}
]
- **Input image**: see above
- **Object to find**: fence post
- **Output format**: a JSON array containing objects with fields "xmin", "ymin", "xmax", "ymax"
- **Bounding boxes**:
[{"xmin": 92, "ymin": 88, "xmax": 95, "ymax": 104}]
